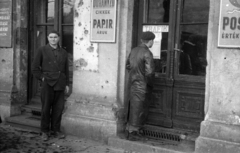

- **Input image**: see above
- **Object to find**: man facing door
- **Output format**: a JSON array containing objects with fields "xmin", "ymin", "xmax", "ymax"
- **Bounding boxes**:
[
  {"xmin": 126, "ymin": 31, "xmax": 155, "ymax": 138},
  {"xmin": 32, "ymin": 30, "xmax": 69, "ymax": 141}
]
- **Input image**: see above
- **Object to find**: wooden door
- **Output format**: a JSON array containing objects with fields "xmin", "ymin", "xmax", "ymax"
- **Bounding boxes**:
[
  {"xmin": 135, "ymin": 0, "xmax": 209, "ymax": 132},
  {"xmin": 29, "ymin": 0, "xmax": 74, "ymax": 104}
]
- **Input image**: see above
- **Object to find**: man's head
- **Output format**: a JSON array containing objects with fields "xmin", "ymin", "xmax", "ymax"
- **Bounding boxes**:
[
  {"xmin": 47, "ymin": 30, "xmax": 60, "ymax": 47},
  {"xmin": 141, "ymin": 31, "xmax": 155, "ymax": 48}
]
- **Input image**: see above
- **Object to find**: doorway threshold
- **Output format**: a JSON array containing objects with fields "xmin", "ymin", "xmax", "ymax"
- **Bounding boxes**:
[{"xmin": 108, "ymin": 125, "xmax": 198, "ymax": 153}]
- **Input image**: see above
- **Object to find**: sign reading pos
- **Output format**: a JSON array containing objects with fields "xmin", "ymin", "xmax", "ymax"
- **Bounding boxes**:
[
  {"xmin": 218, "ymin": 0, "xmax": 240, "ymax": 47},
  {"xmin": 90, "ymin": 0, "xmax": 117, "ymax": 42}
]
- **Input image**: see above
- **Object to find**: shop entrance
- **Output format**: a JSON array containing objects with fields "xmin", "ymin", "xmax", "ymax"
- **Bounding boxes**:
[
  {"xmin": 29, "ymin": 0, "xmax": 74, "ymax": 105},
  {"xmin": 133, "ymin": 0, "xmax": 209, "ymax": 132}
]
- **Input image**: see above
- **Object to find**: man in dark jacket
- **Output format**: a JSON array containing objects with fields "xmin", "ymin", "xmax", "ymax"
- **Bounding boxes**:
[
  {"xmin": 32, "ymin": 30, "xmax": 69, "ymax": 141},
  {"xmin": 126, "ymin": 31, "xmax": 155, "ymax": 137}
]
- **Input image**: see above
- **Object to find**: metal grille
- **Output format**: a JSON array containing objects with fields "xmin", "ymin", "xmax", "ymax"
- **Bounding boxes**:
[
  {"xmin": 142, "ymin": 129, "xmax": 181, "ymax": 142},
  {"xmin": 32, "ymin": 110, "xmax": 41, "ymax": 116}
]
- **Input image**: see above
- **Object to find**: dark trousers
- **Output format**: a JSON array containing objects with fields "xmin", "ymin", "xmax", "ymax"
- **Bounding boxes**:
[{"xmin": 41, "ymin": 81, "xmax": 65, "ymax": 133}]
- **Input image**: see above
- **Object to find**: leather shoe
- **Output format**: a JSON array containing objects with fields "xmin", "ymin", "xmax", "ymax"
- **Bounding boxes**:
[
  {"xmin": 41, "ymin": 132, "xmax": 49, "ymax": 141},
  {"xmin": 53, "ymin": 131, "xmax": 65, "ymax": 139}
]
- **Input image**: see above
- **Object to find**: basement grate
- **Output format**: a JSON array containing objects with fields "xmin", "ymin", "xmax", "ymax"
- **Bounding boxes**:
[
  {"xmin": 142, "ymin": 129, "xmax": 181, "ymax": 142},
  {"xmin": 32, "ymin": 110, "xmax": 41, "ymax": 116}
]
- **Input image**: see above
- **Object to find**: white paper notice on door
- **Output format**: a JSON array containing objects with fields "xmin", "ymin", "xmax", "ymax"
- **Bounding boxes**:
[{"xmin": 143, "ymin": 25, "xmax": 169, "ymax": 59}]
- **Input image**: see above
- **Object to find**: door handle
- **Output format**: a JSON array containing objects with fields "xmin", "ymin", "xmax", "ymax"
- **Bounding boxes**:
[
  {"xmin": 173, "ymin": 48, "xmax": 183, "ymax": 59},
  {"xmin": 173, "ymin": 48, "xmax": 183, "ymax": 52}
]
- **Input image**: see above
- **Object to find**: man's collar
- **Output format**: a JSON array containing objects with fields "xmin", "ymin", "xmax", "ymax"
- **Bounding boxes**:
[{"xmin": 48, "ymin": 44, "xmax": 59, "ymax": 50}]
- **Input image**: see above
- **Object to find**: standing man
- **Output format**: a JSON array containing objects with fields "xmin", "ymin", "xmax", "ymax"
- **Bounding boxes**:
[
  {"xmin": 126, "ymin": 31, "xmax": 155, "ymax": 138},
  {"xmin": 32, "ymin": 30, "xmax": 69, "ymax": 141}
]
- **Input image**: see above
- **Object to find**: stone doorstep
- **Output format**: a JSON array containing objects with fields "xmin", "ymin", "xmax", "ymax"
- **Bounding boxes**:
[
  {"xmin": 108, "ymin": 135, "xmax": 195, "ymax": 153},
  {"xmin": 5, "ymin": 114, "xmax": 41, "ymax": 133}
]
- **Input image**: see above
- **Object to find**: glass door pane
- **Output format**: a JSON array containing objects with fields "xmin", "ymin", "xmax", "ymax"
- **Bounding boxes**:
[
  {"xmin": 177, "ymin": 0, "xmax": 209, "ymax": 76},
  {"xmin": 145, "ymin": 0, "xmax": 170, "ymax": 74},
  {"xmin": 36, "ymin": 0, "xmax": 55, "ymax": 24},
  {"xmin": 63, "ymin": 0, "xmax": 74, "ymax": 24}
]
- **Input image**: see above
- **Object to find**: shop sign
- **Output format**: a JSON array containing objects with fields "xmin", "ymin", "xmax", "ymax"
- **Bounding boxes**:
[
  {"xmin": 143, "ymin": 25, "xmax": 169, "ymax": 59},
  {"xmin": 90, "ymin": 0, "xmax": 117, "ymax": 42},
  {"xmin": 218, "ymin": 0, "xmax": 240, "ymax": 47},
  {"xmin": 0, "ymin": 0, "xmax": 12, "ymax": 47}
]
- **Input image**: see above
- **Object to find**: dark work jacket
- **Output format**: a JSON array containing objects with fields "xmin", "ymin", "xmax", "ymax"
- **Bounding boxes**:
[
  {"xmin": 31, "ymin": 44, "xmax": 69, "ymax": 90},
  {"xmin": 126, "ymin": 44, "xmax": 155, "ymax": 127}
]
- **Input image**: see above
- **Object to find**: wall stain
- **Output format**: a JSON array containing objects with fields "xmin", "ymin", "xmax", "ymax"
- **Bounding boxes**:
[
  {"xmin": 84, "ymin": 30, "xmax": 89, "ymax": 35},
  {"xmin": 87, "ymin": 45, "xmax": 94, "ymax": 52},
  {"xmin": 75, "ymin": 9, "xmax": 79, "ymax": 17},
  {"xmin": 78, "ymin": 22, "xmax": 82, "ymax": 26},
  {"xmin": 74, "ymin": 58, "xmax": 88, "ymax": 69},
  {"xmin": 78, "ymin": 0, "xmax": 84, "ymax": 7}
]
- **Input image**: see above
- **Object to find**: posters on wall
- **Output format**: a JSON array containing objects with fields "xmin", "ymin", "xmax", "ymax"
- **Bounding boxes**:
[
  {"xmin": 0, "ymin": 0, "xmax": 11, "ymax": 47},
  {"xmin": 90, "ymin": 0, "xmax": 117, "ymax": 42},
  {"xmin": 143, "ymin": 25, "xmax": 169, "ymax": 59},
  {"xmin": 218, "ymin": 0, "xmax": 240, "ymax": 47}
]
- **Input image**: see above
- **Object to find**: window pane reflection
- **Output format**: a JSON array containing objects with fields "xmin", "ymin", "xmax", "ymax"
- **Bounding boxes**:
[
  {"xmin": 181, "ymin": 0, "xmax": 209, "ymax": 23},
  {"xmin": 148, "ymin": 0, "xmax": 170, "ymax": 23},
  {"xmin": 36, "ymin": 0, "xmax": 55, "ymax": 24},
  {"xmin": 179, "ymin": 25, "xmax": 208, "ymax": 76},
  {"xmin": 178, "ymin": 0, "xmax": 209, "ymax": 76},
  {"xmin": 63, "ymin": 0, "xmax": 74, "ymax": 24},
  {"xmin": 47, "ymin": 0, "xmax": 55, "ymax": 23},
  {"xmin": 62, "ymin": 26, "xmax": 73, "ymax": 84}
]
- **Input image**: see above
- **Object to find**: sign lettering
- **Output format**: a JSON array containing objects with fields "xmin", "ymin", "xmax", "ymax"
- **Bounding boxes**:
[
  {"xmin": 0, "ymin": 0, "xmax": 12, "ymax": 47},
  {"xmin": 90, "ymin": 0, "xmax": 117, "ymax": 42},
  {"xmin": 218, "ymin": 0, "xmax": 240, "ymax": 47}
]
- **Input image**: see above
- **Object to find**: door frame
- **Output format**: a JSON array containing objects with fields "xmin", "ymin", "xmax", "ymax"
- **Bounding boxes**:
[{"xmin": 132, "ymin": 0, "xmax": 207, "ymax": 132}]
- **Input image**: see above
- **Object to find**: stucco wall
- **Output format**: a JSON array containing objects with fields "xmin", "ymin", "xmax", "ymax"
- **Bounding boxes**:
[
  {"xmin": 0, "ymin": 0, "xmax": 28, "ymax": 121},
  {"xmin": 196, "ymin": 0, "xmax": 240, "ymax": 152},
  {"xmin": 205, "ymin": 0, "xmax": 240, "ymax": 127},
  {"xmin": 62, "ymin": 0, "xmax": 134, "ymax": 142},
  {"xmin": 72, "ymin": 0, "xmax": 118, "ymax": 103}
]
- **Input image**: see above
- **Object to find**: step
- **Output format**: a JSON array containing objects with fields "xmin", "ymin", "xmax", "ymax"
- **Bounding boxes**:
[
  {"xmin": 108, "ymin": 135, "xmax": 195, "ymax": 153},
  {"xmin": 5, "ymin": 114, "xmax": 41, "ymax": 133},
  {"xmin": 22, "ymin": 102, "xmax": 42, "ymax": 116}
]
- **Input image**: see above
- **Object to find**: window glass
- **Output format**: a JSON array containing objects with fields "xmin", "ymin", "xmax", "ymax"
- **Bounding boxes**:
[
  {"xmin": 36, "ymin": 0, "xmax": 55, "ymax": 24},
  {"xmin": 178, "ymin": 0, "xmax": 209, "ymax": 76},
  {"xmin": 63, "ymin": 0, "xmax": 74, "ymax": 24},
  {"xmin": 148, "ymin": 0, "xmax": 170, "ymax": 23},
  {"xmin": 147, "ymin": 0, "xmax": 170, "ymax": 74}
]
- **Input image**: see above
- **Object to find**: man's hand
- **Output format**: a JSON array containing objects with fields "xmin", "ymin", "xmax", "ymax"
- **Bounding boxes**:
[{"xmin": 65, "ymin": 86, "xmax": 69, "ymax": 94}]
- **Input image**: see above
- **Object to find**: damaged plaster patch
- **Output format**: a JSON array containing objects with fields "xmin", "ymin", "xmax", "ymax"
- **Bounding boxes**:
[
  {"xmin": 74, "ymin": 0, "xmax": 98, "ymax": 71},
  {"xmin": 78, "ymin": 0, "xmax": 84, "ymax": 7},
  {"xmin": 74, "ymin": 58, "xmax": 88, "ymax": 69},
  {"xmin": 87, "ymin": 45, "xmax": 94, "ymax": 52}
]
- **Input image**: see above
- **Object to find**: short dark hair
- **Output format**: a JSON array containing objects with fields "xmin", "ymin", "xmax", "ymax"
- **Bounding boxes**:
[{"xmin": 48, "ymin": 30, "xmax": 60, "ymax": 37}]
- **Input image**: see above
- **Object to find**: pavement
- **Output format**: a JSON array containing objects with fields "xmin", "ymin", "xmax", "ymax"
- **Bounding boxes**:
[{"xmin": 0, "ymin": 123, "xmax": 134, "ymax": 153}]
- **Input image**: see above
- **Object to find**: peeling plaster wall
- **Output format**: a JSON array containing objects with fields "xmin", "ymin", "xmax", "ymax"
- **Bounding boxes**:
[
  {"xmin": 63, "ymin": 0, "xmax": 134, "ymax": 141},
  {"xmin": 74, "ymin": 0, "xmax": 99, "ymax": 71},
  {"xmin": 72, "ymin": 0, "xmax": 119, "ymax": 102}
]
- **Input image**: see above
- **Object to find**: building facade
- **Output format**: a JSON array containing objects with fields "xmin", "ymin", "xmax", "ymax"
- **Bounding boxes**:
[{"xmin": 0, "ymin": 0, "xmax": 240, "ymax": 152}]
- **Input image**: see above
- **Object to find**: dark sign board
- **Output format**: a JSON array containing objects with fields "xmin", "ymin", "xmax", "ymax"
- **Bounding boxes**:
[{"xmin": 0, "ymin": 0, "xmax": 12, "ymax": 47}]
